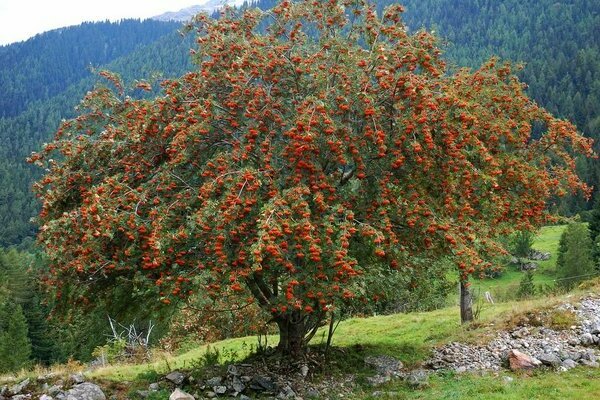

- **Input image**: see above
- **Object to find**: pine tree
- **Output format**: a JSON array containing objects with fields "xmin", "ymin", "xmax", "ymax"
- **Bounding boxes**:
[
  {"xmin": 556, "ymin": 223, "xmax": 595, "ymax": 290},
  {"xmin": 517, "ymin": 271, "xmax": 536, "ymax": 299},
  {"xmin": 0, "ymin": 303, "xmax": 32, "ymax": 372}
]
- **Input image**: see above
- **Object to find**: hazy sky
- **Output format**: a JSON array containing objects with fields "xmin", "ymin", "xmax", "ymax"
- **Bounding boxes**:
[{"xmin": 0, "ymin": 0, "xmax": 204, "ymax": 45}]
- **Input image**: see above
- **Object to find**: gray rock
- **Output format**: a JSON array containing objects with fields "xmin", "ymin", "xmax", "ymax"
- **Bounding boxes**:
[
  {"xmin": 63, "ymin": 382, "xmax": 106, "ymax": 400},
  {"xmin": 165, "ymin": 371, "xmax": 186, "ymax": 386},
  {"xmin": 148, "ymin": 383, "xmax": 160, "ymax": 392},
  {"xmin": 580, "ymin": 360, "xmax": 599, "ymax": 368},
  {"xmin": 589, "ymin": 323, "xmax": 600, "ymax": 335},
  {"xmin": 226, "ymin": 364, "xmax": 239, "ymax": 376},
  {"xmin": 366, "ymin": 375, "xmax": 391, "ymax": 386},
  {"xmin": 406, "ymin": 369, "xmax": 429, "ymax": 389},
  {"xmin": 10, "ymin": 379, "xmax": 30, "ymax": 395},
  {"xmin": 249, "ymin": 376, "xmax": 276, "ymax": 392},
  {"xmin": 300, "ymin": 364, "xmax": 309, "ymax": 377},
  {"xmin": 277, "ymin": 385, "xmax": 296, "ymax": 399},
  {"xmin": 305, "ymin": 388, "xmax": 320, "ymax": 398},
  {"xmin": 213, "ymin": 386, "xmax": 227, "ymax": 395},
  {"xmin": 69, "ymin": 374, "xmax": 85, "ymax": 385},
  {"xmin": 231, "ymin": 377, "xmax": 245, "ymax": 393},
  {"xmin": 538, "ymin": 353, "xmax": 561, "ymax": 367},
  {"xmin": 562, "ymin": 359, "xmax": 577, "ymax": 370},
  {"xmin": 169, "ymin": 388, "xmax": 194, "ymax": 400},
  {"xmin": 580, "ymin": 333, "xmax": 594, "ymax": 346},
  {"xmin": 502, "ymin": 376, "xmax": 514, "ymax": 383},
  {"xmin": 364, "ymin": 355, "xmax": 404, "ymax": 377},
  {"xmin": 239, "ymin": 395, "xmax": 251, "ymax": 400},
  {"xmin": 205, "ymin": 377, "xmax": 222, "ymax": 387},
  {"xmin": 0, "ymin": 386, "xmax": 5, "ymax": 396},
  {"xmin": 11, "ymin": 395, "xmax": 31, "ymax": 400},
  {"xmin": 47, "ymin": 385, "xmax": 63, "ymax": 396},
  {"xmin": 511, "ymin": 328, "xmax": 530, "ymax": 339},
  {"xmin": 205, "ymin": 392, "xmax": 216, "ymax": 398},
  {"xmin": 136, "ymin": 390, "xmax": 149, "ymax": 398},
  {"xmin": 40, "ymin": 395, "xmax": 54, "ymax": 400}
]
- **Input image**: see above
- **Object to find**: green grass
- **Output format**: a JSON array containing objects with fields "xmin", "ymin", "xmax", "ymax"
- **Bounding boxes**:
[
  {"xmin": 356, "ymin": 368, "xmax": 600, "ymax": 399},
  {"xmin": 470, "ymin": 225, "xmax": 567, "ymax": 301}
]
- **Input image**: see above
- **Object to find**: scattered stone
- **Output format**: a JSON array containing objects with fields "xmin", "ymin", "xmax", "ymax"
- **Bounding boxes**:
[
  {"xmin": 11, "ymin": 395, "xmax": 31, "ymax": 400},
  {"xmin": 165, "ymin": 371, "xmax": 186, "ymax": 386},
  {"xmin": 562, "ymin": 359, "xmax": 577, "ymax": 370},
  {"xmin": 511, "ymin": 327, "xmax": 530, "ymax": 339},
  {"xmin": 405, "ymin": 369, "xmax": 429, "ymax": 389},
  {"xmin": 63, "ymin": 382, "xmax": 106, "ymax": 400},
  {"xmin": 366, "ymin": 375, "xmax": 391, "ymax": 386},
  {"xmin": 47, "ymin": 385, "xmax": 63, "ymax": 396},
  {"xmin": 227, "ymin": 364, "xmax": 239, "ymax": 376},
  {"xmin": 136, "ymin": 390, "xmax": 150, "ymax": 398},
  {"xmin": 454, "ymin": 366, "xmax": 467, "ymax": 373},
  {"xmin": 502, "ymin": 376, "xmax": 514, "ymax": 383},
  {"xmin": 305, "ymin": 388, "xmax": 320, "ymax": 398},
  {"xmin": 277, "ymin": 384, "xmax": 296, "ymax": 399},
  {"xmin": 169, "ymin": 388, "xmax": 194, "ymax": 400},
  {"xmin": 239, "ymin": 395, "xmax": 251, "ymax": 400},
  {"xmin": 148, "ymin": 383, "xmax": 160, "ymax": 391},
  {"xmin": 69, "ymin": 374, "xmax": 85, "ymax": 385},
  {"xmin": 538, "ymin": 353, "xmax": 561, "ymax": 367},
  {"xmin": 213, "ymin": 386, "xmax": 227, "ymax": 395},
  {"xmin": 364, "ymin": 355, "xmax": 404, "ymax": 377},
  {"xmin": 508, "ymin": 349, "xmax": 542, "ymax": 371},
  {"xmin": 10, "ymin": 379, "xmax": 30, "ymax": 396},
  {"xmin": 40, "ymin": 395, "xmax": 54, "ymax": 400},
  {"xmin": 205, "ymin": 391, "xmax": 216, "ymax": 398},
  {"xmin": 205, "ymin": 377, "xmax": 222, "ymax": 387},
  {"xmin": 580, "ymin": 360, "xmax": 599, "ymax": 368},
  {"xmin": 231, "ymin": 377, "xmax": 245, "ymax": 393},
  {"xmin": 249, "ymin": 376, "xmax": 277, "ymax": 392},
  {"xmin": 300, "ymin": 364, "xmax": 309, "ymax": 377},
  {"xmin": 580, "ymin": 333, "xmax": 594, "ymax": 346}
]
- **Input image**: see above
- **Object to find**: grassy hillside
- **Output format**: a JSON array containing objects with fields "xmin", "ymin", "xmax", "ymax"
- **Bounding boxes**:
[
  {"xmin": 84, "ymin": 286, "xmax": 600, "ymax": 399},
  {"xmin": 470, "ymin": 225, "xmax": 567, "ymax": 301}
]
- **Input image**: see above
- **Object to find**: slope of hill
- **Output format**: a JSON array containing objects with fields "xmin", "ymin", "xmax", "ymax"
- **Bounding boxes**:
[
  {"xmin": 0, "ymin": 21, "xmax": 193, "ymax": 247},
  {"xmin": 152, "ymin": 0, "xmax": 249, "ymax": 21}
]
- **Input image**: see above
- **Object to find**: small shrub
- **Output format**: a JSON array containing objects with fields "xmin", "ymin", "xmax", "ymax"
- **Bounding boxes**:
[
  {"xmin": 510, "ymin": 230, "xmax": 535, "ymax": 258},
  {"xmin": 517, "ymin": 271, "xmax": 536, "ymax": 299},
  {"xmin": 548, "ymin": 310, "xmax": 577, "ymax": 330}
]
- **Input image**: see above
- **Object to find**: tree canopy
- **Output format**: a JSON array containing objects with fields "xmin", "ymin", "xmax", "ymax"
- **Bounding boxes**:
[{"xmin": 32, "ymin": 0, "xmax": 593, "ymax": 357}]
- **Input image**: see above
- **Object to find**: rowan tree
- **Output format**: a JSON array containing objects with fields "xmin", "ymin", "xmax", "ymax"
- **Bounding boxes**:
[{"xmin": 31, "ymin": 0, "xmax": 593, "ymax": 357}]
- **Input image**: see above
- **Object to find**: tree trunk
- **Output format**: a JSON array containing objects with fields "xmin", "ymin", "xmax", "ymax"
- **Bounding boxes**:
[
  {"xmin": 460, "ymin": 281, "xmax": 474, "ymax": 323},
  {"xmin": 275, "ymin": 313, "xmax": 307, "ymax": 359}
]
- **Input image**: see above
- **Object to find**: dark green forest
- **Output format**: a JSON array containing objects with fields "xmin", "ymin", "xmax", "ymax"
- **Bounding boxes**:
[{"xmin": 1, "ymin": 0, "xmax": 599, "ymax": 367}]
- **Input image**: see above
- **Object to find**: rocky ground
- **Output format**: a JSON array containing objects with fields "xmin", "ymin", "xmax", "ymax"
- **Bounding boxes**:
[{"xmin": 2, "ymin": 295, "xmax": 600, "ymax": 399}]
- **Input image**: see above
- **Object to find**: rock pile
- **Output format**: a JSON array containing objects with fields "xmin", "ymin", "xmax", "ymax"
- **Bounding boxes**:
[
  {"xmin": 0, "ymin": 374, "xmax": 106, "ymax": 400},
  {"xmin": 427, "ymin": 296, "xmax": 600, "ymax": 373}
]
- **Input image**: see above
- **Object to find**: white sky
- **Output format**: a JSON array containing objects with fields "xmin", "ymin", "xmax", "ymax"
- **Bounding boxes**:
[{"xmin": 0, "ymin": 0, "xmax": 204, "ymax": 46}]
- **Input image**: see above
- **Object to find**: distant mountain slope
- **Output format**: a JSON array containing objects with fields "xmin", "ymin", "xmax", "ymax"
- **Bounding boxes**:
[
  {"xmin": 0, "ymin": 21, "xmax": 192, "ymax": 247},
  {"xmin": 0, "ymin": 19, "xmax": 181, "ymax": 118},
  {"xmin": 1, "ymin": 0, "xmax": 599, "ymax": 247},
  {"xmin": 153, "ymin": 0, "xmax": 250, "ymax": 21}
]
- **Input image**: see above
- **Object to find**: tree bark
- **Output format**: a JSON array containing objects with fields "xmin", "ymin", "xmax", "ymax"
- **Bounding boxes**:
[
  {"xmin": 460, "ymin": 281, "xmax": 474, "ymax": 323},
  {"xmin": 275, "ymin": 313, "xmax": 306, "ymax": 359}
]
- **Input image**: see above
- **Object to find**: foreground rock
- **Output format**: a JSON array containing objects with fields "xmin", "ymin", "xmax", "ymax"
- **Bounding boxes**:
[
  {"xmin": 427, "ymin": 296, "xmax": 600, "ymax": 373},
  {"xmin": 169, "ymin": 388, "xmax": 194, "ymax": 400},
  {"xmin": 61, "ymin": 382, "xmax": 106, "ymax": 400},
  {"xmin": 508, "ymin": 349, "xmax": 542, "ymax": 371}
]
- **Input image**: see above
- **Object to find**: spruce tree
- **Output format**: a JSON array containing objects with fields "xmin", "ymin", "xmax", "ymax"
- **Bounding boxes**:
[
  {"xmin": 0, "ymin": 303, "xmax": 32, "ymax": 373},
  {"xmin": 556, "ymin": 223, "xmax": 595, "ymax": 290}
]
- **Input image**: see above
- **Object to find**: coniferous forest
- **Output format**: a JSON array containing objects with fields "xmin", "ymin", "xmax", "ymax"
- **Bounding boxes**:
[{"xmin": 1, "ymin": 0, "xmax": 600, "ymax": 386}]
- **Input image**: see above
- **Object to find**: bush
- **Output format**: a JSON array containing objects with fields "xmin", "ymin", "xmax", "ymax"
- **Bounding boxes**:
[
  {"xmin": 510, "ymin": 230, "xmax": 535, "ymax": 258},
  {"xmin": 517, "ymin": 271, "xmax": 536, "ymax": 299}
]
